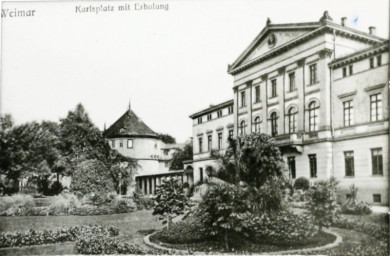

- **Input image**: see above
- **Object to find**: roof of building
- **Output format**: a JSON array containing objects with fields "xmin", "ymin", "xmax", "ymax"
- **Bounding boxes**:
[
  {"xmin": 189, "ymin": 99, "xmax": 234, "ymax": 119},
  {"xmin": 228, "ymin": 11, "xmax": 386, "ymax": 75},
  {"xmin": 329, "ymin": 40, "xmax": 389, "ymax": 68},
  {"xmin": 161, "ymin": 143, "xmax": 185, "ymax": 150},
  {"xmin": 103, "ymin": 109, "xmax": 157, "ymax": 139}
]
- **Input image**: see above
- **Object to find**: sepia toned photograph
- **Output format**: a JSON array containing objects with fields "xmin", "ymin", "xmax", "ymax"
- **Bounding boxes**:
[{"xmin": 0, "ymin": 0, "xmax": 389, "ymax": 255}]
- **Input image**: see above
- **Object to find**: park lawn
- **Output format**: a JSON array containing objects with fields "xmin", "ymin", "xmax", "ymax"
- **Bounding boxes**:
[{"xmin": 0, "ymin": 210, "xmax": 162, "ymax": 255}]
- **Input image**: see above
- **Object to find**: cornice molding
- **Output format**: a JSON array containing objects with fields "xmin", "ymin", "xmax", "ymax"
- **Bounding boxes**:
[
  {"xmin": 338, "ymin": 91, "xmax": 357, "ymax": 99},
  {"xmin": 364, "ymin": 83, "xmax": 386, "ymax": 92}
]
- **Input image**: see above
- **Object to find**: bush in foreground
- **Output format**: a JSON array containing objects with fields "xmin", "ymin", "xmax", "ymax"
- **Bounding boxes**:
[
  {"xmin": 75, "ymin": 234, "xmax": 154, "ymax": 254},
  {"xmin": 0, "ymin": 225, "xmax": 119, "ymax": 248},
  {"xmin": 294, "ymin": 177, "xmax": 310, "ymax": 191}
]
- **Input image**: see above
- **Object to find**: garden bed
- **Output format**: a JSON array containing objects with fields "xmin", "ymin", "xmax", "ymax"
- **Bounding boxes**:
[{"xmin": 149, "ymin": 223, "xmax": 337, "ymax": 253}]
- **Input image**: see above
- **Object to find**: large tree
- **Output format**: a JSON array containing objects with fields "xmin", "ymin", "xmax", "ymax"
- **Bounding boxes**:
[{"xmin": 170, "ymin": 142, "xmax": 193, "ymax": 170}]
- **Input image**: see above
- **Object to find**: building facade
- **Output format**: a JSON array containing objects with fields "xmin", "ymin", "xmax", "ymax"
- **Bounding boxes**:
[
  {"xmin": 104, "ymin": 105, "xmax": 187, "ymax": 195},
  {"xmin": 190, "ymin": 12, "xmax": 388, "ymax": 205}
]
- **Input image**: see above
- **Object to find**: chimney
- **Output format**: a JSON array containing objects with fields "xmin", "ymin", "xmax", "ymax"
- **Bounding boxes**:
[
  {"xmin": 341, "ymin": 17, "xmax": 347, "ymax": 26},
  {"xmin": 369, "ymin": 26, "xmax": 376, "ymax": 35}
]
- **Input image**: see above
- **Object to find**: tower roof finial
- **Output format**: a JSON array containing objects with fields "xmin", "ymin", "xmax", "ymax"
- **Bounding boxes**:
[
  {"xmin": 266, "ymin": 17, "xmax": 272, "ymax": 26},
  {"xmin": 128, "ymin": 100, "xmax": 131, "ymax": 113}
]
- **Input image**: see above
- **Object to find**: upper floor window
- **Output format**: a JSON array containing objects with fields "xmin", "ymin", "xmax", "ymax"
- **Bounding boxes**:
[
  {"xmin": 370, "ymin": 57, "xmax": 375, "ymax": 69},
  {"xmin": 127, "ymin": 139, "xmax": 133, "ymax": 148},
  {"xmin": 207, "ymin": 114, "xmax": 212, "ymax": 121},
  {"xmin": 197, "ymin": 117, "xmax": 202, "ymax": 124},
  {"xmin": 111, "ymin": 140, "xmax": 115, "ymax": 148},
  {"xmin": 239, "ymin": 120, "xmax": 246, "ymax": 136},
  {"xmin": 370, "ymin": 93, "xmax": 382, "ymax": 121},
  {"xmin": 240, "ymin": 91, "xmax": 246, "ymax": 107},
  {"xmin": 271, "ymin": 79, "xmax": 277, "ymax": 98},
  {"xmin": 287, "ymin": 106, "xmax": 298, "ymax": 133},
  {"xmin": 255, "ymin": 86, "xmax": 261, "ymax": 103},
  {"xmin": 228, "ymin": 106, "xmax": 233, "ymax": 114},
  {"xmin": 270, "ymin": 112, "xmax": 278, "ymax": 136},
  {"xmin": 343, "ymin": 100, "xmax": 354, "ymax": 126},
  {"xmin": 288, "ymin": 156, "xmax": 296, "ymax": 179},
  {"xmin": 119, "ymin": 140, "xmax": 123, "ymax": 148},
  {"xmin": 308, "ymin": 101, "xmax": 319, "ymax": 132},
  {"xmin": 253, "ymin": 116, "xmax": 261, "ymax": 133},
  {"xmin": 371, "ymin": 148, "xmax": 383, "ymax": 175},
  {"xmin": 288, "ymin": 72, "xmax": 296, "ymax": 92},
  {"xmin": 342, "ymin": 67, "xmax": 347, "ymax": 78},
  {"xmin": 207, "ymin": 135, "xmax": 212, "ymax": 151},
  {"xmin": 349, "ymin": 65, "xmax": 353, "ymax": 75},
  {"xmin": 344, "ymin": 151, "xmax": 355, "ymax": 177},
  {"xmin": 218, "ymin": 132, "xmax": 223, "ymax": 150},
  {"xmin": 309, "ymin": 63, "xmax": 317, "ymax": 85},
  {"xmin": 198, "ymin": 137, "xmax": 203, "ymax": 153},
  {"xmin": 377, "ymin": 55, "xmax": 382, "ymax": 66},
  {"xmin": 217, "ymin": 110, "xmax": 223, "ymax": 118}
]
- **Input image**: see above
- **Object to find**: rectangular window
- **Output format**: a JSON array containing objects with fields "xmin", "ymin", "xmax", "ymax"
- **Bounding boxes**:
[
  {"xmin": 288, "ymin": 72, "xmax": 296, "ymax": 91},
  {"xmin": 255, "ymin": 86, "xmax": 261, "ymax": 102},
  {"xmin": 111, "ymin": 140, "xmax": 115, "ymax": 148},
  {"xmin": 127, "ymin": 139, "xmax": 133, "ymax": 148},
  {"xmin": 271, "ymin": 79, "xmax": 277, "ymax": 97},
  {"xmin": 371, "ymin": 148, "xmax": 383, "ymax": 175},
  {"xmin": 344, "ymin": 151, "xmax": 355, "ymax": 177},
  {"xmin": 343, "ymin": 100, "xmax": 354, "ymax": 126},
  {"xmin": 228, "ymin": 129, "xmax": 234, "ymax": 139},
  {"xmin": 309, "ymin": 63, "xmax": 317, "ymax": 85},
  {"xmin": 207, "ymin": 135, "xmax": 212, "ymax": 151},
  {"xmin": 218, "ymin": 132, "xmax": 223, "ymax": 150},
  {"xmin": 198, "ymin": 117, "xmax": 202, "ymax": 124},
  {"xmin": 370, "ymin": 93, "xmax": 382, "ymax": 121},
  {"xmin": 309, "ymin": 154, "xmax": 317, "ymax": 178},
  {"xmin": 199, "ymin": 168, "xmax": 203, "ymax": 183},
  {"xmin": 370, "ymin": 58, "xmax": 375, "ymax": 68},
  {"xmin": 342, "ymin": 67, "xmax": 347, "ymax": 77},
  {"xmin": 198, "ymin": 138, "xmax": 203, "ymax": 153},
  {"xmin": 288, "ymin": 156, "xmax": 296, "ymax": 179},
  {"xmin": 228, "ymin": 106, "xmax": 233, "ymax": 114},
  {"xmin": 165, "ymin": 162, "xmax": 169, "ymax": 168},
  {"xmin": 377, "ymin": 55, "xmax": 382, "ymax": 66},
  {"xmin": 349, "ymin": 65, "xmax": 353, "ymax": 75},
  {"xmin": 207, "ymin": 114, "xmax": 212, "ymax": 121},
  {"xmin": 217, "ymin": 110, "xmax": 222, "ymax": 118},
  {"xmin": 373, "ymin": 194, "xmax": 382, "ymax": 203},
  {"xmin": 119, "ymin": 140, "xmax": 123, "ymax": 147},
  {"xmin": 241, "ymin": 91, "xmax": 246, "ymax": 107}
]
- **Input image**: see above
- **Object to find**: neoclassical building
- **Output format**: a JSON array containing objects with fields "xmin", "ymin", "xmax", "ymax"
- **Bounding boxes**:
[
  {"xmin": 104, "ymin": 105, "xmax": 187, "ymax": 195},
  {"xmin": 190, "ymin": 12, "xmax": 388, "ymax": 205}
]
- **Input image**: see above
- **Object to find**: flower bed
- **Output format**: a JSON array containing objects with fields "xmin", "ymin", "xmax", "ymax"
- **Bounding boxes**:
[
  {"xmin": 0, "ymin": 225, "xmax": 118, "ymax": 248},
  {"xmin": 332, "ymin": 218, "xmax": 388, "ymax": 240},
  {"xmin": 75, "ymin": 234, "xmax": 155, "ymax": 254}
]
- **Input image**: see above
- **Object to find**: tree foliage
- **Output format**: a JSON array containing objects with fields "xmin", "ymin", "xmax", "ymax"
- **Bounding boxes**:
[
  {"xmin": 152, "ymin": 178, "xmax": 190, "ymax": 229},
  {"xmin": 157, "ymin": 133, "xmax": 176, "ymax": 144},
  {"xmin": 170, "ymin": 142, "xmax": 193, "ymax": 170},
  {"xmin": 305, "ymin": 177, "xmax": 340, "ymax": 231}
]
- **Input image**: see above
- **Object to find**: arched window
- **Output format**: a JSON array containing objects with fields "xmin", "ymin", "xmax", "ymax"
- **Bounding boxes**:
[
  {"xmin": 239, "ymin": 120, "xmax": 246, "ymax": 136},
  {"xmin": 287, "ymin": 106, "xmax": 298, "ymax": 133},
  {"xmin": 253, "ymin": 116, "xmax": 261, "ymax": 133},
  {"xmin": 270, "ymin": 112, "xmax": 278, "ymax": 136},
  {"xmin": 308, "ymin": 101, "xmax": 319, "ymax": 132}
]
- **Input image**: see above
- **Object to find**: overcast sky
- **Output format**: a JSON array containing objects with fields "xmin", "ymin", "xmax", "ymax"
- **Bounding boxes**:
[{"xmin": 2, "ymin": 0, "xmax": 388, "ymax": 142}]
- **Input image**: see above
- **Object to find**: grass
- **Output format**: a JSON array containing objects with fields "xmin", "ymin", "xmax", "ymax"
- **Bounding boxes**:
[{"xmin": 0, "ymin": 210, "xmax": 162, "ymax": 255}]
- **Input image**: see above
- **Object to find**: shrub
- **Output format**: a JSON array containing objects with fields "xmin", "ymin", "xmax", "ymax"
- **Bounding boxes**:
[
  {"xmin": 242, "ymin": 210, "xmax": 318, "ymax": 245},
  {"xmin": 151, "ymin": 216, "xmax": 212, "ymax": 244},
  {"xmin": 75, "ymin": 234, "xmax": 153, "ymax": 254},
  {"xmin": 294, "ymin": 177, "xmax": 310, "ymax": 190},
  {"xmin": 0, "ymin": 225, "xmax": 119, "ymax": 248},
  {"xmin": 332, "ymin": 218, "xmax": 388, "ymax": 240},
  {"xmin": 0, "ymin": 194, "xmax": 35, "ymax": 216},
  {"xmin": 114, "ymin": 198, "xmax": 137, "ymax": 213},
  {"xmin": 132, "ymin": 192, "xmax": 154, "ymax": 210},
  {"xmin": 306, "ymin": 177, "xmax": 340, "ymax": 231},
  {"xmin": 47, "ymin": 193, "xmax": 83, "ymax": 215},
  {"xmin": 341, "ymin": 185, "xmax": 372, "ymax": 215},
  {"xmin": 153, "ymin": 178, "xmax": 191, "ymax": 229}
]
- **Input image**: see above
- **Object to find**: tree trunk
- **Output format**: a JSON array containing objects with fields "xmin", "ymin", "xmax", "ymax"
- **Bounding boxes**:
[
  {"xmin": 224, "ymin": 229, "xmax": 229, "ymax": 251},
  {"xmin": 167, "ymin": 216, "xmax": 172, "ymax": 230}
]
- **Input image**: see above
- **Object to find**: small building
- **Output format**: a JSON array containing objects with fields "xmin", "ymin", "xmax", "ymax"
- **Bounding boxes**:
[{"xmin": 104, "ymin": 105, "xmax": 190, "ymax": 195}]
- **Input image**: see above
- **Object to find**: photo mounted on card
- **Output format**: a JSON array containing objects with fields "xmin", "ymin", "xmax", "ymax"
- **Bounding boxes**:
[{"xmin": 1, "ymin": 0, "xmax": 389, "ymax": 255}]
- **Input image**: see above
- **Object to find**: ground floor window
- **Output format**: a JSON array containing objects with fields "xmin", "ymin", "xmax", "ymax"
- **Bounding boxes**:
[
  {"xmin": 371, "ymin": 148, "xmax": 383, "ymax": 175},
  {"xmin": 309, "ymin": 154, "xmax": 317, "ymax": 178},
  {"xmin": 344, "ymin": 151, "xmax": 354, "ymax": 177},
  {"xmin": 199, "ymin": 168, "xmax": 203, "ymax": 183},
  {"xmin": 373, "ymin": 194, "xmax": 382, "ymax": 203},
  {"xmin": 288, "ymin": 156, "xmax": 296, "ymax": 179}
]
